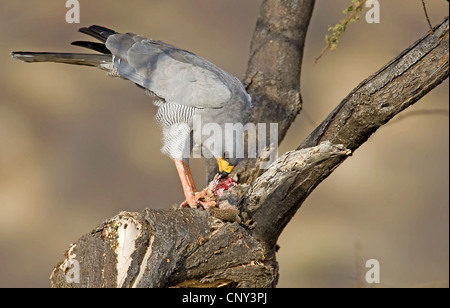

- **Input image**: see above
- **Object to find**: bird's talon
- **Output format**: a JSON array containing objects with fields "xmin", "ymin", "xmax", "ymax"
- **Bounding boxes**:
[{"xmin": 179, "ymin": 189, "xmax": 217, "ymax": 209}]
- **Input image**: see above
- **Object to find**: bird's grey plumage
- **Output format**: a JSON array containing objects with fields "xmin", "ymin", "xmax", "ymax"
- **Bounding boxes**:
[
  {"xmin": 11, "ymin": 25, "xmax": 251, "ymax": 179},
  {"xmin": 106, "ymin": 34, "xmax": 249, "ymax": 109}
]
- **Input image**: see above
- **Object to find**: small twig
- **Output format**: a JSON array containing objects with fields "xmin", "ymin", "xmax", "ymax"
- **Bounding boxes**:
[
  {"xmin": 421, "ymin": 0, "xmax": 434, "ymax": 33},
  {"xmin": 315, "ymin": 0, "xmax": 368, "ymax": 64},
  {"xmin": 314, "ymin": 44, "xmax": 330, "ymax": 64}
]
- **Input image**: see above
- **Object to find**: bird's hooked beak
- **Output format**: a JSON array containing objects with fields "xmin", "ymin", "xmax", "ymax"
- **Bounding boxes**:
[{"xmin": 217, "ymin": 157, "xmax": 234, "ymax": 178}]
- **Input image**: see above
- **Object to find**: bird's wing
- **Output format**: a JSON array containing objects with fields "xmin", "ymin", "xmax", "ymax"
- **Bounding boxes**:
[{"xmin": 106, "ymin": 33, "xmax": 232, "ymax": 109}]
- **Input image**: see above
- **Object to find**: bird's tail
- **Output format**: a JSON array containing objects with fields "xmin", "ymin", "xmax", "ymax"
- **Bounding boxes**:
[
  {"xmin": 11, "ymin": 25, "xmax": 117, "ymax": 71},
  {"xmin": 11, "ymin": 52, "xmax": 113, "ymax": 69}
]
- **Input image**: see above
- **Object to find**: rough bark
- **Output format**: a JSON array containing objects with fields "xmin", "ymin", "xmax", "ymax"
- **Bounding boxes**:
[
  {"xmin": 50, "ymin": 209, "xmax": 276, "ymax": 288},
  {"xmin": 49, "ymin": 1, "xmax": 449, "ymax": 288}
]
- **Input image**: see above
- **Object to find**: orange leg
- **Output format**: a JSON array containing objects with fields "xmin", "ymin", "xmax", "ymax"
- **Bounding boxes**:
[
  {"xmin": 174, "ymin": 159, "xmax": 217, "ymax": 209},
  {"xmin": 174, "ymin": 159, "xmax": 197, "ymax": 208}
]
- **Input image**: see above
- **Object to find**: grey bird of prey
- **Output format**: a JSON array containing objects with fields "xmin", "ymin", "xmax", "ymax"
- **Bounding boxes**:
[{"xmin": 12, "ymin": 25, "xmax": 251, "ymax": 208}]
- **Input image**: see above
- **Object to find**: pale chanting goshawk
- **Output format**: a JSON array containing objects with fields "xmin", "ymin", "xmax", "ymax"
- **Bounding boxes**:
[{"xmin": 12, "ymin": 25, "xmax": 251, "ymax": 208}]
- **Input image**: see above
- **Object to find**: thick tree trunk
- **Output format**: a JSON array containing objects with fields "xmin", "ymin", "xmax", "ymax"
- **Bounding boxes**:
[
  {"xmin": 50, "ymin": 2, "xmax": 449, "ymax": 287},
  {"xmin": 208, "ymin": 0, "xmax": 316, "ymax": 181}
]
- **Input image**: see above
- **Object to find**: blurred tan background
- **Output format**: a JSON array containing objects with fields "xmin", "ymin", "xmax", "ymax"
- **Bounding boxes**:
[{"xmin": 0, "ymin": 0, "xmax": 448, "ymax": 287}]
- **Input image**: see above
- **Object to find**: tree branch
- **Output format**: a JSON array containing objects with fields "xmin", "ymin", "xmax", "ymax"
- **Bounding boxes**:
[
  {"xmin": 50, "ymin": 209, "xmax": 277, "ymax": 288},
  {"xmin": 239, "ymin": 16, "xmax": 449, "ymax": 250},
  {"xmin": 301, "ymin": 17, "xmax": 449, "ymax": 150}
]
